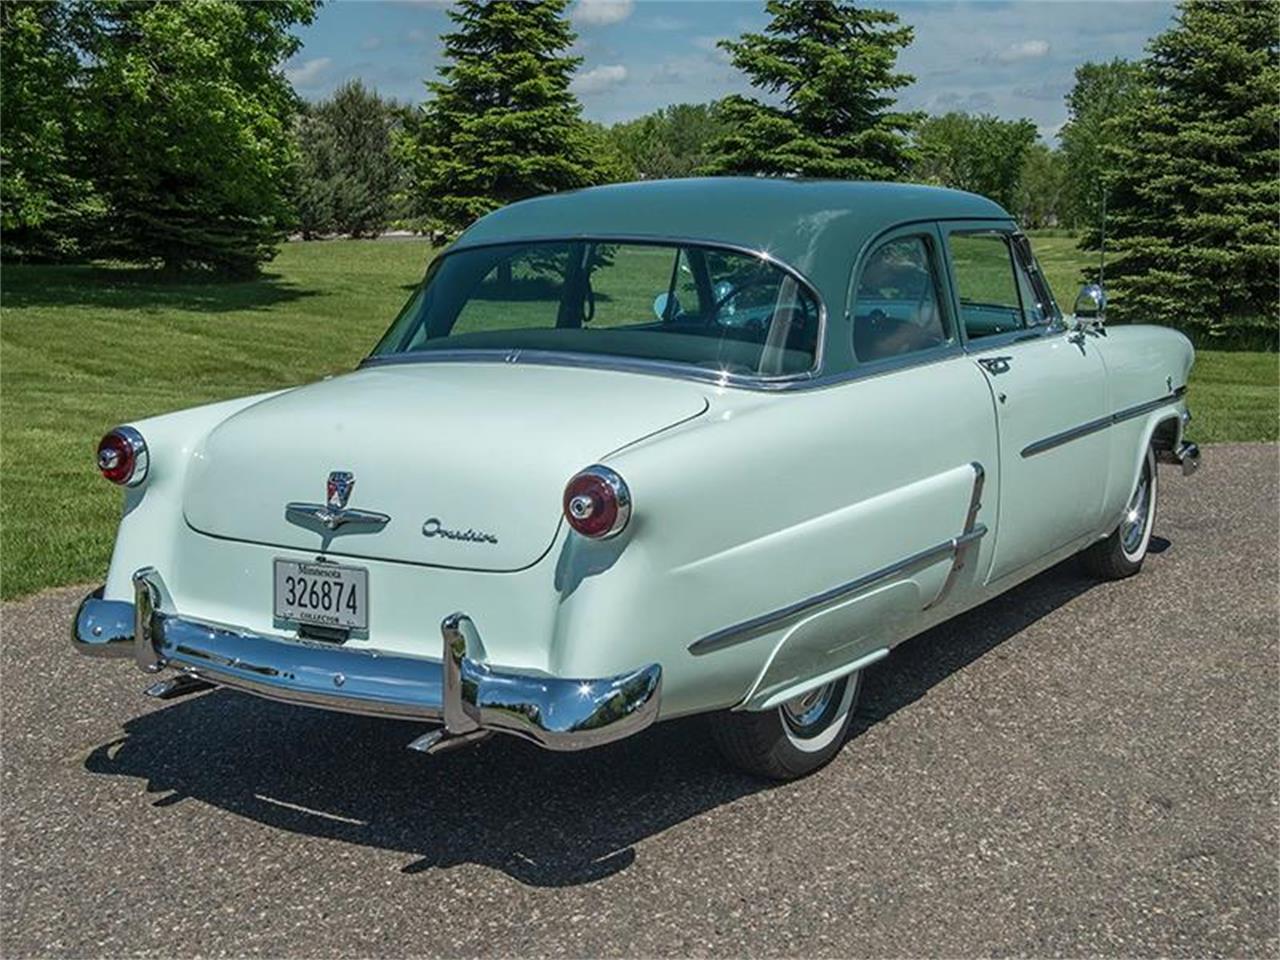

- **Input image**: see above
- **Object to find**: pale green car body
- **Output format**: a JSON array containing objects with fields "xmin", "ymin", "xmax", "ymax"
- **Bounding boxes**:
[{"xmin": 74, "ymin": 179, "xmax": 1196, "ymax": 752}]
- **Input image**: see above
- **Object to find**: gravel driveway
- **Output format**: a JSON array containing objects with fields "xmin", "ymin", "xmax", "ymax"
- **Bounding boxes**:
[{"xmin": 3, "ymin": 443, "xmax": 1276, "ymax": 957}]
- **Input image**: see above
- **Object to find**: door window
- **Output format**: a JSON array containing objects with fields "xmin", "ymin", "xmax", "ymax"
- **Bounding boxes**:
[
  {"xmin": 947, "ymin": 231, "xmax": 1027, "ymax": 340},
  {"xmin": 852, "ymin": 235, "xmax": 949, "ymax": 362}
]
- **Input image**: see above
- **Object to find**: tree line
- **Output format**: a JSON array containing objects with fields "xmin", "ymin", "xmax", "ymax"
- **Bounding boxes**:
[{"xmin": 2, "ymin": 0, "xmax": 1275, "ymax": 344}]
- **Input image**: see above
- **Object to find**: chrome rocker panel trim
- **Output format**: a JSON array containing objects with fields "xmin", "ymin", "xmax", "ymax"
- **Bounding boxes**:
[{"xmin": 71, "ymin": 569, "xmax": 662, "ymax": 752}]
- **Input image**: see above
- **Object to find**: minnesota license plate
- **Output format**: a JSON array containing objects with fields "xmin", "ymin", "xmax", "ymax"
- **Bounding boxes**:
[{"xmin": 273, "ymin": 559, "xmax": 368, "ymax": 630}]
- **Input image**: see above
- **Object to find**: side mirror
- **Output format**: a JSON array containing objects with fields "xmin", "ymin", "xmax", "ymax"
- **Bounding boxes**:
[{"xmin": 1073, "ymin": 283, "xmax": 1106, "ymax": 323}]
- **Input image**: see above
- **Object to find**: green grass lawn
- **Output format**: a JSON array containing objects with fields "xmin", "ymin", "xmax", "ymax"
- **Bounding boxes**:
[
  {"xmin": 1, "ymin": 235, "xmax": 1275, "ymax": 600},
  {"xmin": 1, "ymin": 239, "xmax": 434, "ymax": 600}
]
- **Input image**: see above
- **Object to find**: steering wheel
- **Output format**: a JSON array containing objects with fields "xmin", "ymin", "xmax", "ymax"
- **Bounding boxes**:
[{"xmin": 709, "ymin": 277, "xmax": 774, "ymax": 323}]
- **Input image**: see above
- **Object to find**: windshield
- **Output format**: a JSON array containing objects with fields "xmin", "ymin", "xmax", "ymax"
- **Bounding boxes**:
[{"xmin": 369, "ymin": 240, "xmax": 822, "ymax": 377}]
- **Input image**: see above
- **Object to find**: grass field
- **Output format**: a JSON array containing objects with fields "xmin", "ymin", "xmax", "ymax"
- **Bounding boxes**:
[{"xmin": 2, "ymin": 235, "xmax": 1275, "ymax": 600}]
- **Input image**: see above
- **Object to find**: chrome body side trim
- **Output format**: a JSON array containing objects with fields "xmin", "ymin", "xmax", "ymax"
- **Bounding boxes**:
[
  {"xmin": 1020, "ymin": 386, "xmax": 1187, "ymax": 459},
  {"xmin": 688, "ymin": 461, "xmax": 989, "ymax": 657},
  {"xmin": 929, "ymin": 462, "xmax": 987, "ymax": 609},
  {"xmin": 72, "ymin": 570, "xmax": 662, "ymax": 752},
  {"xmin": 691, "ymin": 463, "xmax": 988, "ymax": 660},
  {"xmin": 689, "ymin": 527, "xmax": 988, "ymax": 656}
]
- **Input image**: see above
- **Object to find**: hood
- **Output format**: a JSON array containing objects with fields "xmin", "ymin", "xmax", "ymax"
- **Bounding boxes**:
[{"xmin": 183, "ymin": 362, "xmax": 708, "ymax": 570}]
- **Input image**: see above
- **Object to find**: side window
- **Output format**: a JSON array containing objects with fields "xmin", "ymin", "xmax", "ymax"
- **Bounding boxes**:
[
  {"xmin": 947, "ymin": 231, "xmax": 1027, "ymax": 340},
  {"xmin": 852, "ymin": 235, "xmax": 948, "ymax": 362}
]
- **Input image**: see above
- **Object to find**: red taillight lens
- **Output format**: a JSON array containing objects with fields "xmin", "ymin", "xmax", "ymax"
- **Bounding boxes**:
[
  {"xmin": 563, "ymin": 465, "xmax": 631, "ymax": 539},
  {"xmin": 97, "ymin": 427, "xmax": 148, "ymax": 486}
]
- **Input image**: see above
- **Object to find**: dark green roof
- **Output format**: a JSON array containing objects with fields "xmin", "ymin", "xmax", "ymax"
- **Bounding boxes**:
[
  {"xmin": 450, "ymin": 178, "xmax": 1014, "ymax": 378},
  {"xmin": 454, "ymin": 178, "xmax": 1010, "ymax": 300}
]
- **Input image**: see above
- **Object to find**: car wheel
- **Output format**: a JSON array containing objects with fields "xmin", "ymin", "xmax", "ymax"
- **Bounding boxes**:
[
  {"xmin": 1080, "ymin": 444, "xmax": 1158, "ymax": 580},
  {"xmin": 708, "ymin": 672, "xmax": 861, "ymax": 781}
]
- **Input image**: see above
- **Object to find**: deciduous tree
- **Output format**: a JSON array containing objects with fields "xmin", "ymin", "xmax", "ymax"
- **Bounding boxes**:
[
  {"xmin": 0, "ymin": 2, "xmax": 100, "ymax": 260},
  {"xmin": 911, "ymin": 112, "xmax": 1038, "ymax": 212},
  {"xmin": 1014, "ymin": 143, "xmax": 1066, "ymax": 229},
  {"xmin": 1057, "ymin": 59, "xmax": 1143, "ymax": 229},
  {"xmin": 81, "ymin": 0, "xmax": 317, "ymax": 276},
  {"xmin": 608, "ymin": 103, "xmax": 729, "ymax": 180}
]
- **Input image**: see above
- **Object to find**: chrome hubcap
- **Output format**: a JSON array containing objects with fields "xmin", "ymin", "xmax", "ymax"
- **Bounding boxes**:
[
  {"xmin": 781, "ymin": 681, "xmax": 837, "ymax": 732},
  {"xmin": 1121, "ymin": 461, "xmax": 1152, "ymax": 555}
]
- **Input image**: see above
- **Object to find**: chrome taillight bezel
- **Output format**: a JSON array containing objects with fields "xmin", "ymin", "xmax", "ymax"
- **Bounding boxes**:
[
  {"xmin": 563, "ymin": 464, "xmax": 632, "ymax": 539},
  {"xmin": 97, "ymin": 426, "xmax": 149, "ymax": 487}
]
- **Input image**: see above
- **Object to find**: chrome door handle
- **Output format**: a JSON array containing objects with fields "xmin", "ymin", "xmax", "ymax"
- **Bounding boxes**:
[{"xmin": 977, "ymin": 356, "xmax": 1012, "ymax": 375}]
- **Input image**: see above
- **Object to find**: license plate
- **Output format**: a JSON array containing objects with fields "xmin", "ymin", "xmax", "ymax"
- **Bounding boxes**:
[{"xmin": 273, "ymin": 559, "xmax": 368, "ymax": 630}]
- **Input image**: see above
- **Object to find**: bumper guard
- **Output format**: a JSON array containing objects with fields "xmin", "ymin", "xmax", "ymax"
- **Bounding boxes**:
[{"xmin": 72, "ymin": 568, "xmax": 662, "ymax": 752}]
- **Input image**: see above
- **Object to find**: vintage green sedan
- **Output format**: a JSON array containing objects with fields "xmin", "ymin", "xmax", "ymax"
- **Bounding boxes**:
[{"xmin": 74, "ymin": 179, "xmax": 1200, "ymax": 779}]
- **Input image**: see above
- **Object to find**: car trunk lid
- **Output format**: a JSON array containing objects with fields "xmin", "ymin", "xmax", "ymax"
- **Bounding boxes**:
[{"xmin": 182, "ymin": 362, "xmax": 708, "ymax": 571}]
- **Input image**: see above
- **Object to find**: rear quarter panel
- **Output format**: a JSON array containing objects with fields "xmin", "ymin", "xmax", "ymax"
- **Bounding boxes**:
[
  {"xmin": 1094, "ymin": 324, "xmax": 1194, "ymax": 527},
  {"xmin": 545, "ymin": 357, "xmax": 998, "ymax": 718}
]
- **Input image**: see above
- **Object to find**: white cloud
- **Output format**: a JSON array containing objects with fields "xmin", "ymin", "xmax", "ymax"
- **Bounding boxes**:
[
  {"xmin": 992, "ymin": 40, "xmax": 1051, "ymax": 63},
  {"xmin": 571, "ymin": 63, "xmax": 628, "ymax": 95},
  {"xmin": 692, "ymin": 35, "xmax": 733, "ymax": 64},
  {"xmin": 573, "ymin": 0, "xmax": 634, "ymax": 28},
  {"xmin": 285, "ymin": 57, "xmax": 333, "ymax": 89},
  {"xmin": 647, "ymin": 15, "xmax": 688, "ymax": 32}
]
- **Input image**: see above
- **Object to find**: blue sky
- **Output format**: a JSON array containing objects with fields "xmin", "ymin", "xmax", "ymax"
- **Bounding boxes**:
[{"xmin": 285, "ymin": 0, "xmax": 1176, "ymax": 141}]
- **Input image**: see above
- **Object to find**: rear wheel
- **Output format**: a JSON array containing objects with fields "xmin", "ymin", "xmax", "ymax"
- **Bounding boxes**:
[
  {"xmin": 708, "ymin": 672, "xmax": 861, "ymax": 781},
  {"xmin": 1080, "ymin": 444, "xmax": 1158, "ymax": 580}
]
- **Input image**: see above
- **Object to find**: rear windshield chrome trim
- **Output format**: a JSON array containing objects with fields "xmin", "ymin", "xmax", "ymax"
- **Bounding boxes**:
[
  {"xmin": 362, "ymin": 233, "xmax": 828, "ymax": 391},
  {"xmin": 360, "ymin": 348, "xmax": 821, "ymax": 392}
]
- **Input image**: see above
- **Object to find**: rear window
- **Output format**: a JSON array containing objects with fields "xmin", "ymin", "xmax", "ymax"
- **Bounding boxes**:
[{"xmin": 370, "ymin": 240, "xmax": 822, "ymax": 377}]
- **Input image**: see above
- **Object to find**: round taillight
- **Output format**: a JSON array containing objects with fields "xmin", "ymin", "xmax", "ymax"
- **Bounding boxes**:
[
  {"xmin": 563, "ymin": 465, "xmax": 631, "ymax": 539},
  {"xmin": 97, "ymin": 426, "xmax": 148, "ymax": 486}
]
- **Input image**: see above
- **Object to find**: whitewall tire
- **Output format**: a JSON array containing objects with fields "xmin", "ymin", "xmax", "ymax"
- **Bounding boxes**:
[{"xmin": 708, "ymin": 671, "xmax": 862, "ymax": 780}]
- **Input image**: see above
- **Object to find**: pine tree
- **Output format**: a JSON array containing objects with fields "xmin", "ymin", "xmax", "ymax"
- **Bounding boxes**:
[
  {"xmin": 702, "ymin": 0, "xmax": 918, "ymax": 180},
  {"xmin": 1098, "ymin": 0, "xmax": 1278, "ymax": 344},
  {"xmin": 293, "ymin": 81, "xmax": 403, "ymax": 239},
  {"xmin": 404, "ymin": 0, "xmax": 607, "ymax": 238}
]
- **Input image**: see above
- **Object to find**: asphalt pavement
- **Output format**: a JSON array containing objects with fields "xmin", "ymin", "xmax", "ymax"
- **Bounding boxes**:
[{"xmin": 3, "ymin": 443, "xmax": 1277, "ymax": 957}]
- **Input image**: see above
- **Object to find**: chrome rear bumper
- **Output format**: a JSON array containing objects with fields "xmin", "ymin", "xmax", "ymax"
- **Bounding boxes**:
[{"xmin": 72, "ymin": 568, "xmax": 662, "ymax": 752}]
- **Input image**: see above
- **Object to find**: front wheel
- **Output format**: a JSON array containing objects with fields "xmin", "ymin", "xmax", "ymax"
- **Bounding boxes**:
[
  {"xmin": 1080, "ymin": 444, "xmax": 1158, "ymax": 580},
  {"xmin": 708, "ymin": 672, "xmax": 861, "ymax": 781}
]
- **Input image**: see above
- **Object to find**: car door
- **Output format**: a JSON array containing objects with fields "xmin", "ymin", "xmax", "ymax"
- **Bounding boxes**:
[{"xmin": 941, "ymin": 221, "xmax": 1110, "ymax": 585}]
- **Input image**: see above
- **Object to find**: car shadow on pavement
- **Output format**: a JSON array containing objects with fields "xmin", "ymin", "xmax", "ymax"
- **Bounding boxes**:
[{"xmin": 83, "ymin": 557, "xmax": 1103, "ymax": 888}]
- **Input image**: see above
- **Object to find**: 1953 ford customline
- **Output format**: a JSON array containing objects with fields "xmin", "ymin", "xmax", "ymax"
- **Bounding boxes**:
[{"xmin": 73, "ymin": 179, "xmax": 1200, "ymax": 780}]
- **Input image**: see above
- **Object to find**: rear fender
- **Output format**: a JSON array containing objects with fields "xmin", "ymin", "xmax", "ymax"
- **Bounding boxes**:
[{"xmin": 103, "ymin": 390, "xmax": 290, "ymax": 599}]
